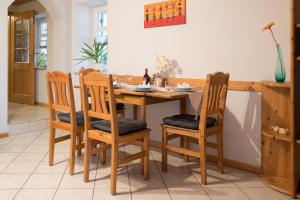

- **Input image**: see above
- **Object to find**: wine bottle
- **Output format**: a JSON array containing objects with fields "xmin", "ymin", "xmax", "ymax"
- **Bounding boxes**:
[{"xmin": 143, "ymin": 68, "xmax": 151, "ymax": 85}]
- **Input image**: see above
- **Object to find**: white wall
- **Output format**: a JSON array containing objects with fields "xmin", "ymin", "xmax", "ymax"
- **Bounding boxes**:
[
  {"xmin": 0, "ymin": 0, "xmax": 12, "ymax": 133},
  {"xmin": 108, "ymin": 0, "xmax": 291, "ymax": 166}
]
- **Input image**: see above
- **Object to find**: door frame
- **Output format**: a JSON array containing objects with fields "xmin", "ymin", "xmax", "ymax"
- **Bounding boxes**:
[{"xmin": 9, "ymin": 10, "xmax": 36, "ymax": 105}]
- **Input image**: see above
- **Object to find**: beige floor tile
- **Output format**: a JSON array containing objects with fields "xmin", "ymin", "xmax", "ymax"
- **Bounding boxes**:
[
  {"xmin": 34, "ymin": 161, "xmax": 68, "ymax": 174},
  {"xmin": 53, "ymin": 188, "xmax": 93, "ymax": 200},
  {"xmin": 0, "ymin": 174, "xmax": 31, "ymax": 189},
  {"xmin": 93, "ymin": 188, "xmax": 131, "ymax": 200},
  {"xmin": 9, "ymin": 138, "xmax": 34, "ymax": 145},
  {"xmin": 73, "ymin": 160, "xmax": 98, "ymax": 175},
  {"xmin": 156, "ymin": 160, "xmax": 192, "ymax": 174},
  {"xmin": 14, "ymin": 153, "xmax": 46, "ymax": 162},
  {"xmin": 129, "ymin": 173, "xmax": 165, "ymax": 189},
  {"xmin": 0, "ymin": 163, "xmax": 9, "ymax": 172},
  {"xmin": 9, "ymin": 124, "xmax": 30, "ymax": 135},
  {"xmin": 0, "ymin": 137, "xmax": 16, "ymax": 145},
  {"xmin": 131, "ymin": 188, "xmax": 171, "ymax": 200},
  {"xmin": 24, "ymin": 144, "xmax": 49, "ymax": 153},
  {"xmin": 14, "ymin": 189, "xmax": 56, "ymax": 200},
  {"xmin": 32, "ymin": 137, "xmax": 49, "ymax": 145},
  {"xmin": 127, "ymin": 160, "xmax": 159, "ymax": 175},
  {"xmin": 59, "ymin": 172, "xmax": 96, "ymax": 189},
  {"xmin": 43, "ymin": 152, "xmax": 70, "ymax": 163},
  {"xmin": 96, "ymin": 163, "xmax": 128, "ymax": 177},
  {"xmin": 242, "ymin": 187, "xmax": 290, "ymax": 200},
  {"xmin": 192, "ymin": 172, "xmax": 235, "ymax": 188},
  {"xmin": 0, "ymin": 144, "xmax": 27, "ymax": 153},
  {"xmin": 161, "ymin": 173, "xmax": 200, "ymax": 188},
  {"xmin": 227, "ymin": 169, "xmax": 265, "ymax": 188},
  {"xmin": 168, "ymin": 188, "xmax": 210, "ymax": 200},
  {"xmin": 23, "ymin": 174, "xmax": 63, "ymax": 189},
  {"xmin": 95, "ymin": 172, "xmax": 130, "ymax": 189},
  {"xmin": 205, "ymin": 187, "xmax": 249, "ymax": 200},
  {"xmin": 3, "ymin": 162, "xmax": 39, "ymax": 174},
  {"xmin": 0, "ymin": 153, "xmax": 19, "ymax": 163},
  {"xmin": 54, "ymin": 144, "xmax": 70, "ymax": 153},
  {"xmin": 0, "ymin": 189, "xmax": 19, "ymax": 200},
  {"xmin": 151, "ymin": 150, "xmax": 184, "ymax": 162}
]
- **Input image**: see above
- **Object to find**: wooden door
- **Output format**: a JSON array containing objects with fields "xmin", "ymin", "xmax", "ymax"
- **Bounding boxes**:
[{"xmin": 9, "ymin": 11, "xmax": 35, "ymax": 105}]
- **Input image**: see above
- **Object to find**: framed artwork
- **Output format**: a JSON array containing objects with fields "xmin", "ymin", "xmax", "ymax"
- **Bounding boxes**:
[{"xmin": 144, "ymin": 0, "xmax": 186, "ymax": 28}]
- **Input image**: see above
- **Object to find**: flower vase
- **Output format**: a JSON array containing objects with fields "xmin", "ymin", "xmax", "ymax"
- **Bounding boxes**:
[{"xmin": 275, "ymin": 44, "xmax": 286, "ymax": 83}]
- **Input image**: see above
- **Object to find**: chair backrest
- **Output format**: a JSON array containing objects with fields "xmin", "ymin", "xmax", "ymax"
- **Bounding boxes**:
[
  {"xmin": 80, "ymin": 71, "xmax": 119, "ymax": 141},
  {"xmin": 46, "ymin": 71, "xmax": 76, "ymax": 125},
  {"xmin": 199, "ymin": 72, "xmax": 230, "ymax": 132}
]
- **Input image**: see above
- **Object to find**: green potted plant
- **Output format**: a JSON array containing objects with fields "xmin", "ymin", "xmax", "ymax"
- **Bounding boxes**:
[
  {"xmin": 36, "ymin": 52, "xmax": 47, "ymax": 69},
  {"xmin": 75, "ymin": 39, "xmax": 108, "ymax": 70}
]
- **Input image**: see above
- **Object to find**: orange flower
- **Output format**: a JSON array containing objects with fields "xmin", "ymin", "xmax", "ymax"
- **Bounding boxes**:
[{"xmin": 263, "ymin": 22, "xmax": 275, "ymax": 31}]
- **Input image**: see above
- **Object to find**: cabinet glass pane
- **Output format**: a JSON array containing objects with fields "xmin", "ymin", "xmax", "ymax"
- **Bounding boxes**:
[
  {"xmin": 15, "ymin": 20, "xmax": 22, "ymax": 34},
  {"xmin": 23, "ymin": 19, "xmax": 29, "ymax": 34}
]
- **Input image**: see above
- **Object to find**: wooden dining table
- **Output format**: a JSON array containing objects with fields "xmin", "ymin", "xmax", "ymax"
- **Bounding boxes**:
[{"xmin": 74, "ymin": 83, "xmax": 201, "ymax": 148}]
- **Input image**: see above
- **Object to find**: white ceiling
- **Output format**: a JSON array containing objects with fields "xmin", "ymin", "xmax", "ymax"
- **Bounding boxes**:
[{"xmin": 78, "ymin": 0, "xmax": 107, "ymax": 7}]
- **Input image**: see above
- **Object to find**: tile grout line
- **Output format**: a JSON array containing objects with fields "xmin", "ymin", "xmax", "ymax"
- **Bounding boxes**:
[
  {"xmin": 230, "ymin": 176, "xmax": 258, "ymax": 200},
  {"xmin": 1, "ymin": 130, "xmax": 44, "ymax": 173},
  {"xmin": 189, "ymin": 164, "xmax": 213, "ymax": 200},
  {"xmin": 92, "ymin": 154, "xmax": 100, "ymax": 200},
  {"xmin": 151, "ymin": 149, "xmax": 173, "ymax": 200},
  {"xmin": 51, "ymin": 156, "xmax": 70, "ymax": 200},
  {"xmin": 8, "ymin": 130, "xmax": 48, "ymax": 200},
  {"xmin": 124, "ymin": 145, "xmax": 133, "ymax": 200}
]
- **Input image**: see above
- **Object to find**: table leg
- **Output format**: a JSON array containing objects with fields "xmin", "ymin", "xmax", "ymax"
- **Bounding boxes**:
[
  {"xmin": 140, "ymin": 104, "xmax": 146, "ymax": 122},
  {"xmin": 140, "ymin": 99, "xmax": 147, "ymax": 173}
]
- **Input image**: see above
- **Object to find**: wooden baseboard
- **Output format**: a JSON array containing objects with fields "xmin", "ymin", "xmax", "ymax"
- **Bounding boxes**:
[
  {"xmin": 0, "ymin": 132, "xmax": 9, "ymax": 139},
  {"xmin": 206, "ymin": 155, "xmax": 260, "ymax": 174},
  {"xmin": 149, "ymin": 140, "xmax": 261, "ymax": 174}
]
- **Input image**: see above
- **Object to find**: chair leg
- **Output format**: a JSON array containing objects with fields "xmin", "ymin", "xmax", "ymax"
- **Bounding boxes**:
[
  {"xmin": 110, "ymin": 143, "xmax": 118, "ymax": 195},
  {"xmin": 69, "ymin": 129, "xmax": 76, "ymax": 175},
  {"xmin": 199, "ymin": 135, "xmax": 207, "ymax": 185},
  {"xmin": 162, "ymin": 127, "xmax": 168, "ymax": 172},
  {"xmin": 77, "ymin": 129, "xmax": 82, "ymax": 156},
  {"xmin": 48, "ymin": 128, "xmax": 56, "ymax": 166},
  {"xmin": 143, "ymin": 133, "xmax": 150, "ymax": 180},
  {"xmin": 100, "ymin": 142, "xmax": 107, "ymax": 164},
  {"xmin": 140, "ymin": 138, "xmax": 144, "ymax": 175},
  {"xmin": 183, "ymin": 136, "xmax": 190, "ymax": 162},
  {"xmin": 217, "ymin": 132, "xmax": 224, "ymax": 174},
  {"xmin": 83, "ymin": 131, "xmax": 91, "ymax": 182}
]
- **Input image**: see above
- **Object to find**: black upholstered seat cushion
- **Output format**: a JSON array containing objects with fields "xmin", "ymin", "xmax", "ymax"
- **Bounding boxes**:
[
  {"xmin": 163, "ymin": 114, "xmax": 217, "ymax": 130},
  {"xmin": 57, "ymin": 111, "xmax": 85, "ymax": 125},
  {"xmin": 91, "ymin": 118, "xmax": 147, "ymax": 136}
]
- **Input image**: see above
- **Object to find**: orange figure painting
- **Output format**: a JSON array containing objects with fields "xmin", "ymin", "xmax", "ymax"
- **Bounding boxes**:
[{"xmin": 144, "ymin": 0, "xmax": 186, "ymax": 28}]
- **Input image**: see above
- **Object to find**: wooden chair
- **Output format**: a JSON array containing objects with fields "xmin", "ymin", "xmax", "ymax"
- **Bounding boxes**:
[
  {"xmin": 79, "ymin": 68, "xmax": 126, "ymax": 118},
  {"xmin": 161, "ymin": 72, "xmax": 230, "ymax": 184},
  {"xmin": 46, "ymin": 71, "xmax": 84, "ymax": 175},
  {"xmin": 80, "ymin": 71, "xmax": 150, "ymax": 195}
]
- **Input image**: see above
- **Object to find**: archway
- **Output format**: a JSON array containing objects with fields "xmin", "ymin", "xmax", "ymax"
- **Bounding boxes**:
[{"xmin": 0, "ymin": 0, "xmax": 70, "ymax": 135}]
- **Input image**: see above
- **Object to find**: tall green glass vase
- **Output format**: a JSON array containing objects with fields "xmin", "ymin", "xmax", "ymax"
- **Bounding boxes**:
[{"xmin": 275, "ymin": 44, "xmax": 286, "ymax": 83}]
